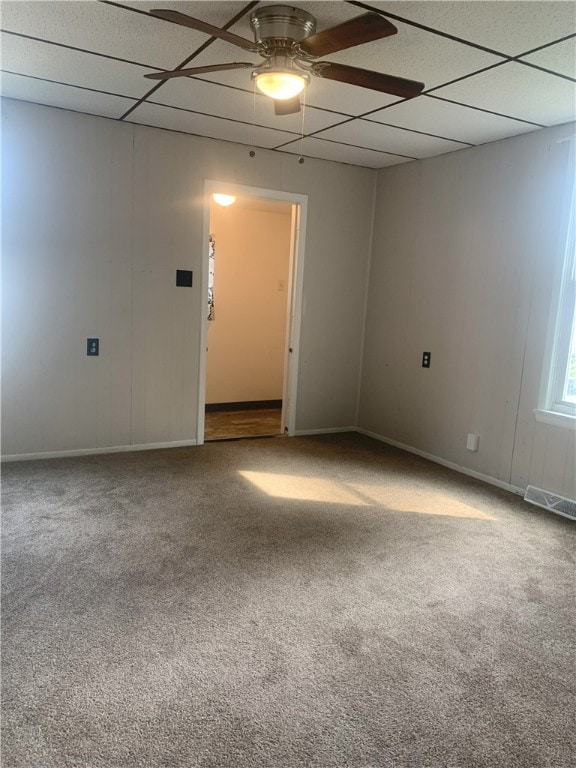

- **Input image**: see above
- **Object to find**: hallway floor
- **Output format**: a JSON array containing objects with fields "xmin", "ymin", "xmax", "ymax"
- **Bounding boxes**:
[{"xmin": 204, "ymin": 408, "xmax": 282, "ymax": 440}]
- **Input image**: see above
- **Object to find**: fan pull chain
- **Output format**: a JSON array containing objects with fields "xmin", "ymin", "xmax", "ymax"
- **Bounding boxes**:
[
  {"xmin": 249, "ymin": 81, "xmax": 256, "ymax": 158},
  {"xmin": 298, "ymin": 91, "xmax": 306, "ymax": 164}
]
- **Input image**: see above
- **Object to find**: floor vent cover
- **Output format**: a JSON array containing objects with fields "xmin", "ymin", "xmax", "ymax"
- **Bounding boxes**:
[{"xmin": 525, "ymin": 486, "xmax": 576, "ymax": 521}]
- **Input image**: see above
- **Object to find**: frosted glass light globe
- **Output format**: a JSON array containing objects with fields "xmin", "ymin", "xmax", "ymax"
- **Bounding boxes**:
[{"xmin": 255, "ymin": 72, "xmax": 306, "ymax": 100}]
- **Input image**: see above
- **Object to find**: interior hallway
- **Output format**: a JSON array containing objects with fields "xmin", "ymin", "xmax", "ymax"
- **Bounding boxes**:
[{"xmin": 204, "ymin": 407, "xmax": 283, "ymax": 440}]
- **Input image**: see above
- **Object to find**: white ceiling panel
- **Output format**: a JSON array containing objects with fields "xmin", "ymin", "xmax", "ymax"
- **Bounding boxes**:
[
  {"xmin": 122, "ymin": 0, "xmax": 247, "ymax": 17},
  {"xmin": 0, "ymin": 31, "xmax": 152, "ymax": 99},
  {"xmin": 317, "ymin": 119, "xmax": 466, "ymax": 159},
  {"xmin": 302, "ymin": 76, "xmax": 400, "ymax": 116},
  {"xmin": 324, "ymin": 19, "xmax": 504, "ymax": 90},
  {"xmin": 276, "ymin": 136, "xmax": 413, "ymax": 168},
  {"xmin": 0, "ymin": 0, "xmax": 237, "ymax": 70},
  {"xmin": 520, "ymin": 38, "xmax": 576, "ymax": 80},
  {"xmin": 177, "ymin": 4, "xmax": 502, "ymax": 111},
  {"xmin": 181, "ymin": 38, "xmax": 263, "ymax": 90},
  {"xmin": 371, "ymin": 1, "xmax": 576, "ymax": 56},
  {"xmin": 150, "ymin": 76, "xmax": 347, "ymax": 134},
  {"xmin": 372, "ymin": 94, "xmax": 539, "ymax": 145},
  {"xmin": 127, "ymin": 101, "xmax": 298, "ymax": 149},
  {"xmin": 434, "ymin": 61, "xmax": 576, "ymax": 126},
  {"xmin": 1, "ymin": 1, "xmax": 574, "ymax": 169},
  {"xmin": 0, "ymin": 72, "xmax": 135, "ymax": 118}
]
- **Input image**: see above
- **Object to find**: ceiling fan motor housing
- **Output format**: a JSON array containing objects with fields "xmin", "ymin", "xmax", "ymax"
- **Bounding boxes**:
[{"xmin": 250, "ymin": 5, "xmax": 317, "ymax": 46}]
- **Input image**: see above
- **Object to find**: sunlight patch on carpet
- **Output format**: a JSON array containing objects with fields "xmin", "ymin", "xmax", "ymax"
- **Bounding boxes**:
[
  {"xmin": 239, "ymin": 472, "xmax": 494, "ymax": 519},
  {"xmin": 238, "ymin": 471, "xmax": 368, "ymax": 506},
  {"xmin": 348, "ymin": 484, "xmax": 496, "ymax": 520}
]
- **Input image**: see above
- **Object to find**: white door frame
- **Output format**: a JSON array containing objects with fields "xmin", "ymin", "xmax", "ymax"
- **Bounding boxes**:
[{"xmin": 197, "ymin": 180, "xmax": 308, "ymax": 445}]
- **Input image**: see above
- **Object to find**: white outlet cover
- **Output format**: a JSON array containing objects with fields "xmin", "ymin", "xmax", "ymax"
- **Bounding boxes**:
[{"xmin": 466, "ymin": 434, "xmax": 480, "ymax": 451}]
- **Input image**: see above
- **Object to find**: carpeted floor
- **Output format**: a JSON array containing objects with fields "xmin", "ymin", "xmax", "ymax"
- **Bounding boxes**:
[{"xmin": 2, "ymin": 433, "xmax": 574, "ymax": 768}]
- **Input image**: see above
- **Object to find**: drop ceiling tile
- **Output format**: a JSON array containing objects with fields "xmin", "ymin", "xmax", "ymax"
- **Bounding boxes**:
[
  {"xmin": 0, "ymin": 0, "xmax": 238, "ymax": 70},
  {"xmin": 150, "ymin": 77, "xmax": 347, "ymax": 134},
  {"xmin": 127, "ymin": 102, "xmax": 297, "ymax": 149},
  {"xmin": 370, "ymin": 1, "xmax": 576, "ymax": 56},
  {"xmin": 520, "ymin": 38, "xmax": 576, "ymax": 80},
  {"xmin": 183, "ymin": 3, "xmax": 502, "ymax": 113},
  {"xmin": 434, "ymin": 61, "xmax": 576, "ymax": 126},
  {"xmin": 316, "ymin": 119, "xmax": 465, "ymax": 159},
  {"xmin": 180, "ymin": 40, "xmax": 260, "ymax": 90},
  {"xmin": 122, "ymin": 0, "xmax": 247, "ymax": 19},
  {"xmin": 323, "ymin": 19, "xmax": 503, "ymax": 91},
  {"xmin": 276, "ymin": 137, "xmax": 413, "ymax": 169},
  {"xmin": 372, "ymin": 94, "xmax": 539, "ymax": 145},
  {"xmin": 0, "ymin": 72, "xmax": 135, "ymax": 118},
  {"xmin": 304, "ymin": 77, "xmax": 400, "ymax": 116},
  {"xmin": 0, "ymin": 32, "xmax": 152, "ymax": 99}
]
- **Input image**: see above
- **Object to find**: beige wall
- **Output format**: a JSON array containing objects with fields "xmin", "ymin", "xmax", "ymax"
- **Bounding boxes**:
[
  {"xmin": 358, "ymin": 122, "xmax": 575, "ymax": 499},
  {"xmin": 1, "ymin": 98, "xmax": 375, "ymax": 456},
  {"xmin": 206, "ymin": 201, "xmax": 291, "ymax": 404}
]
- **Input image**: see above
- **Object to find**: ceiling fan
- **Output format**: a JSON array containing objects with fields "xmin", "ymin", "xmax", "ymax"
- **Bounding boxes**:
[{"xmin": 144, "ymin": 5, "xmax": 425, "ymax": 115}]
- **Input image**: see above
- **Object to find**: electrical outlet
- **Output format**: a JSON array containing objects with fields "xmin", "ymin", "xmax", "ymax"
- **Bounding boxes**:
[
  {"xmin": 466, "ymin": 434, "xmax": 480, "ymax": 452},
  {"xmin": 422, "ymin": 352, "xmax": 431, "ymax": 368},
  {"xmin": 87, "ymin": 338, "xmax": 99, "ymax": 356}
]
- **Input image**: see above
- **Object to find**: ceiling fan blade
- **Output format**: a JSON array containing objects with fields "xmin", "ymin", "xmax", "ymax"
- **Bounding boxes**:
[
  {"xmin": 274, "ymin": 97, "xmax": 301, "ymax": 116},
  {"xmin": 313, "ymin": 62, "xmax": 424, "ymax": 99},
  {"xmin": 149, "ymin": 9, "xmax": 257, "ymax": 52},
  {"xmin": 300, "ymin": 13, "xmax": 397, "ymax": 57},
  {"xmin": 145, "ymin": 62, "xmax": 254, "ymax": 81}
]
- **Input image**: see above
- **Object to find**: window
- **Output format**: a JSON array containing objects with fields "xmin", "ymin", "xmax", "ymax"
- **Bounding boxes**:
[{"xmin": 545, "ymin": 184, "xmax": 576, "ymax": 418}]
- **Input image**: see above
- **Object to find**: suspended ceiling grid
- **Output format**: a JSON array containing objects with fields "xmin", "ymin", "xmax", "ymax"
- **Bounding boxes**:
[{"xmin": 1, "ymin": 1, "xmax": 575, "ymax": 168}]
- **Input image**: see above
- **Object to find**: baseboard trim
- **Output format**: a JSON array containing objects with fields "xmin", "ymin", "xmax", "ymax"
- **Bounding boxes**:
[
  {"xmin": 294, "ymin": 427, "xmax": 356, "ymax": 436},
  {"xmin": 0, "ymin": 429, "xmax": 528, "ymax": 498},
  {"xmin": 356, "ymin": 428, "xmax": 525, "ymax": 496},
  {"xmin": 1, "ymin": 439, "xmax": 198, "ymax": 462},
  {"xmin": 206, "ymin": 400, "xmax": 282, "ymax": 413}
]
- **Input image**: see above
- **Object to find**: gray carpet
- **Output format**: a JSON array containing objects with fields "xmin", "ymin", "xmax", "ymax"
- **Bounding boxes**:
[{"xmin": 2, "ymin": 433, "xmax": 574, "ymax": 768}]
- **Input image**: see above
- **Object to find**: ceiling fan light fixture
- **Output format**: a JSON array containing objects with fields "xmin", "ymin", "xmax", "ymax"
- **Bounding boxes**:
[
  {"xmin": 254, "ymin": 70, "xmax": 308, "ymax": 100},
  {"xmin": 212, "ymin": 193, "xmax": 236, "ymax": 207}
]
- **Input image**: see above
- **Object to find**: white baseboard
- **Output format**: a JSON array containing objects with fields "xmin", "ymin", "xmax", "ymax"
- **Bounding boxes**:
[
  {"xmin": 1, "ymin": 438, "xmax": 198, "ymax": 462},
  {"xmin": 294, "ymin": 427, "xmax": 356, "ymax": 436},
  {"xmin": 0, "ymin": 429, "xmax": 527, "ymax": 499},
  {"xmin": 356, "ymin": 428, "xmax": 525, "ymax": 496}
]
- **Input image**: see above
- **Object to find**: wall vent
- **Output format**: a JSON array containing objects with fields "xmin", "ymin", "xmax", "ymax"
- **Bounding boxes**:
[{"xmin": 525, "ymin": 486, "xmax": 576, "ymax": 521}]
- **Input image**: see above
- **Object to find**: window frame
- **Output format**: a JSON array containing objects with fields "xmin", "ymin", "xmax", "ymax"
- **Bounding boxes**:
[
  {"xmin": 547, "ymin": 203, "xmax": 575, "ymax": 415},
  {"xmin": 540, "ymin": 143, "xmax": 576, "ymax": 421}
]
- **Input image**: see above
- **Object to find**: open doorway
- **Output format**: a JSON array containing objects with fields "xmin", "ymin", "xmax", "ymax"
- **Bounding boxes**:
[{"xmin": 199, "ymin": 182, "xmax": 307, "ymax": 443}]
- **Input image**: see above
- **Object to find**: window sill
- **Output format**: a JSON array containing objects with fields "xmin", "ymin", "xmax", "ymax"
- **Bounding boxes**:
[{"xmin": 534, "ymin": 409, "xmax": 576, "ymax": 429}]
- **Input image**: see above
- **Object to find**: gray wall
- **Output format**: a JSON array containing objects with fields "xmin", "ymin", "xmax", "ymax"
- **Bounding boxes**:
[
  {"xmin": 1, "ymin": 99, "xmax": 375, "ymax": 455},
  {"xmin": 2, "ymin": 98, "xmax": 574, "ymax": 500},
  {"xmin": 358, "ymin": 123, "xmax": 575, "ymax": 498}
]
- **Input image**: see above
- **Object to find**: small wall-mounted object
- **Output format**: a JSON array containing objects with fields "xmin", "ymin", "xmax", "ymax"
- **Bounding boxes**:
[
  {"xmin": 422, "ymin": 351, "xmax": 431, "ymax": 368},
  {"xmin": 87, "ymin": 338, "xmax": 99, "ymax": 356},
  {"xmin": 176, "ymin": 270, "xmax": 193, "ymax": 287},
  {"xmin": 466, "ymin": 433, "xmax": 480, "ymax": 452}
]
